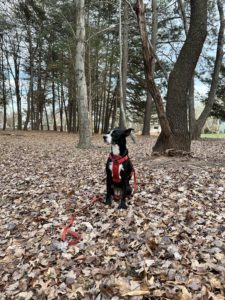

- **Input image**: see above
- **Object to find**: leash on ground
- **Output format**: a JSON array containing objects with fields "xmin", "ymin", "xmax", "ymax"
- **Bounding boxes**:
[
  {"xmin": 61, "ymin": 171, "xmax": 137, "ymax": 246},
  {"xmin": 61, "ymin": 194, "xmax": 103, "ymax": 246}
]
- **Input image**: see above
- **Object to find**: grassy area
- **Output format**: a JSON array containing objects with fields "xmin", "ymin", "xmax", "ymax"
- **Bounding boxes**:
[{"xmin": 201, "ymin": 133, "xmax": 225, "ymax": 139}]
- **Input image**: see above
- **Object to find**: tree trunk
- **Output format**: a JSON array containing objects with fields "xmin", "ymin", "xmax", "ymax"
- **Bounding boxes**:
[
  {"xmin": 188, "ymin": 78, "xmax": 196, "ymax": 138},
  {"xmin": 103, "ymin": 49, "xmax": 114, "ymax": 133},
  {"xmin": 35, "ymin": 46, "xmax": 44, "ymax": 131},
  {"xmin": 142, "ymin": 91, "xmax": 153, "ymax": 135},
  {"xmin": 13, "ymin": 54, "xmax": 22, "ymax": 130},
  {"xmin": 75, "ymin": 0, "xmax": 91, "ymax": 148},
  {"xmin": 111, "ymin": 77, "xmax": 119, "ymax": 129},
  {"xmin": 44, "ymin": 104, "xmax": 50, "ymax": 131},
  {"xmin": 27, "ymin": 24, "xmax": 34, "ymax": 131},
  {"xmin": 1, "ymin": 39, "xmax": 7, "ymax": 130},
  {"xmin": 57, "ymin": 82, "xmax": 63, "ymax": 131},
  {"xmin": 68, "ymin": 72, "xmax": 73, "ymax": 132},
  {"xmin": 6, "ymin": 54, "xmax": 15, "ymax": 130},
  {"xmin": 192, "ymin": 0, "xmax": 224, "ymax": 139},
  {"xmin": 178, "ymin": 0, "xmax": 197, "ymax": 140},
  {"xmin": 136, "ymin": 0, "xmax": 207, "ymax": 152},
  {"xmin": 72, "ymin": 92, "xmax": 77, "ymax": 133},
  {"xmin": 2, "ymin": 77, "xmax": 7, "ymax": 130},
  {"xmin": 86, "ymin": 3, "xmax": 93, "ymax": 135},
  {"xmin": 24, "ymin": 87, "xmax": 31, "ymax": 130},
  {"xmin": 154, "ymin": 0, "xmax": 207, "ymax": 152},
  {"xmin": 119, "ymin": 0, "xmax": 129, "ymax": 129},
  {"xmin": 60, "ymin": 68, "xmax": 66, "ymax": 131},
  {"xmin": 142, "ymin": 0, "xmax": 158, "ymax": 136},
  {"xmin": 135, "ymin": 0, "xmax": 172, "ymax": 144},
  {"xmin": 52, "ymin": 71, "xmax": 57, "ymax": 131}
]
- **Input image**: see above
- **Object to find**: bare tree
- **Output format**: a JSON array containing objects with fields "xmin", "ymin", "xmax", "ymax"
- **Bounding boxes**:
[
  {"xmin": 119, "ymin": 0, "xmax": 127, "ymax": 129},
  {"xmin": 135, "ymin": 0, "xmax": 208, "ymax": 153},
  {"xmin": 142, "ymin": 0, "xmax": 158, "ymax": 135},
  {"xmin": 135, "ymin": 0, "xmax": 172, "ymax": 143},
  {"xmin": 119, "ymin": 0, "xmax": 129, "ymax": 129},
  {"xmin": 0, "ymin": 32, "xmax": 7, "ymax": 130},
  {"xmin": 192, "ymin": 0, "xmax": 225, "ymax": 139},
  {"xmin": 75, "ymin": 0, "xmax": 91, "ymax": 148}
]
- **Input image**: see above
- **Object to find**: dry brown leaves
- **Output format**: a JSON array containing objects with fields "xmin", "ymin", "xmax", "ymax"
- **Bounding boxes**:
[{"xmin": 0, "ymin": 132, "xmax": 224, "ymax": 300}]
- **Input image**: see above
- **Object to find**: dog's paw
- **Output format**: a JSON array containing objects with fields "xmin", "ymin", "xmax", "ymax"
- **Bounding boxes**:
[
  {"xmin": 105, "ymin": 198, "xmax": 112, "ymax": 206},
  {"xmin": 118, "ymin": 202, "xmax": 127, "ymax": 209}
]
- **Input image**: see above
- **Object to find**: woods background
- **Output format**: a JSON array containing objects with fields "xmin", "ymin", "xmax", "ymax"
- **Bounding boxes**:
[{"xmin": 0, "ymin": 0, "xmax": 225, "ymax": 150}]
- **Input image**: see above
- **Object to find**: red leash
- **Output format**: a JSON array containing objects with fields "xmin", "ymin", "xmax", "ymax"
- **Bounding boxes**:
[
  {"xmin": 61, "ymin": 195, "xmax": 103, "ymax": 246},
  {"xmin": 133, "ymin": 169, "xmax": 137, "ymax": 194},
  {"xmin": 61, "ymin": 166, "xmax": 136, "ymax": 246}
]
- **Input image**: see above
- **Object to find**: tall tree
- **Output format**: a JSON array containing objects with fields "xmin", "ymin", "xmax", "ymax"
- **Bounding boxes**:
[
  {"xmin": 136, "ymin": 0, "xmax": 208, "ymax": 152},
  {"xmin": 119, "ymin": 0, "xmax": 129, "ymax": 129},
  {"xmin": 192, "ymin": 0, "xmax": 225, "ymax": 139},
  {"xmin": 0, "ymin": 31, "xmax": 7, "ymax": 130},
  {"xmin": 135, "ymin": 0, "xmax": 172, "ymax": 145},
  {"xmin": 142, "ymin": 0, "xmax": 158, "ymax": 136},
  {"xmin": 75, "ymin": 0, "xmax": 91, "ymax": 148},
  {"xmin": 12, "ymin": 34, "xmax": 22, "ymax": 130}
]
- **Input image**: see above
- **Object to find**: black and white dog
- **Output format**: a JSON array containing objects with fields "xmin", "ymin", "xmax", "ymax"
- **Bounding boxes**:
[{"xmin": 103, "ymin": 128, "xmax": 134, "ymax": 209}]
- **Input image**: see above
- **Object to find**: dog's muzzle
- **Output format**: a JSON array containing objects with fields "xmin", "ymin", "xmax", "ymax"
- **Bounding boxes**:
[{"xmin": 103, "ymin": 134, "xmax": 111, "ymax": 145}]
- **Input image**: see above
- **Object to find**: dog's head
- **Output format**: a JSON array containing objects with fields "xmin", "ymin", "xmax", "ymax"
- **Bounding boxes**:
[{"xmin": 103, "ymin": 128, "xmax": 134, "ymax": 146}]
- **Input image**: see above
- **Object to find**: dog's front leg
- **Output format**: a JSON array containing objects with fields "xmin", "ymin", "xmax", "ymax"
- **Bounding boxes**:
[
  {"xmin": 105, "ymin": 169, "xmax": 112, "ymax": 206},
  {"xmin": 118, "ymin": 176, "xmax": 128, "ymax": 209}
]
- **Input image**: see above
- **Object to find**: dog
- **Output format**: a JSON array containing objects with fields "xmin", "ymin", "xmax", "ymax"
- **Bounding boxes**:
[{"xmin": 103, "ymin": 128, "xmax": 134, "ymax": 209}]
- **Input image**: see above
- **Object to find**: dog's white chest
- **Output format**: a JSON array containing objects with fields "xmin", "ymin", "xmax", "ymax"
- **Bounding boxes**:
[{"xmin": 112, "ymin": 144, "xmax": 120, "ymax": 155}]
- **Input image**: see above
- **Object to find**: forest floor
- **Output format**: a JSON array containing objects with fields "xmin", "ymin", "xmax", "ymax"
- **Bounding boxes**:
[{"xmin": 0, "ymin": 131, "xmax": 225, "ymax": 300}]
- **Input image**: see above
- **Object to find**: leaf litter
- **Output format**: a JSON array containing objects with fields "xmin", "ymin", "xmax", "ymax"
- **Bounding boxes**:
[{"xmin": 0, "ymin": 132, "xmax": 224, "ymax": 300}]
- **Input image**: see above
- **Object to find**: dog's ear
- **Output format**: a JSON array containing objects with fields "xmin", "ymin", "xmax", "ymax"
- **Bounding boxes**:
[{"xmin": 124, "ymin": 128, "xmax": 134, "ymax": 136}]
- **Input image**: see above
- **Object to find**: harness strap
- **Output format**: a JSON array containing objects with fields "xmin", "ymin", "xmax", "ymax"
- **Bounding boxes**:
[
  {"xmin": 109, "ymin": 154, "xmax": 129, "ymax": 183},
  {"xmin": 109, "ymin": 154, "xmax": 129, "ymax": 164},
  {"xmin": 108, "ymin": 154, "xmax": 136, "ymax": 192}
]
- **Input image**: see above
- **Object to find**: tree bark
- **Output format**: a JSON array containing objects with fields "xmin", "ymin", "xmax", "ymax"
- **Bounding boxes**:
[
  {"xmin": 24, "ymin": 87, "xmax": 31, "ymax": 130},
  {"xmin": 153, "ymin": 0, "xmax": 207, "ymax": 152},
  {"xmin": 136, "ymin": 0, "xmax": 207, "ymax": 152},
  {"xmin": 44, "ymin": 104, "xmax": 50, "ymax": 131},
  {"xmin": 24, "ymin": 23, "xmax": 34, "ymax": 131},
  {"xmin": 111, "ymin": 76, "xmax": 119, "ymax": 129},
  {"xmin": 142, "ymin": 0, "xmax": 158, "ymax": 136},
  {"xmin": 7, "ymin": 33, "xmax": 22, "ymax": 130},
  {"xmin": 192, "ymin": 0, "xmax": 224, "ymax": 139},
  {"xmin": 86, "ymin": 2, "xmax": 93, "ymax": 135},
  {"xmin": 6, "ymin": 53, "xmax": 15, "ymax": 130},
  {"xmin": 68, "ymin": 71, "xmax": 73, "ymax": 132},
  {"xmin": 135, "ymin": 0, "xmax": 172, "ymax": 143},
  {"xmin": 75, "ymin": 0, "xmax": 91, "ymax": 148},
  {"xmin": 178, "ymin": 0, "xmax": 196, "ymax": 138},
  {"xmin": 1, "ymin": 37, "xmax": 7, "ymax": 130},
  {"xmin": 142, "ymin": 91, "xmax": 153, "ymax": 135},
  {"xmin": 188, "ymin": 78, "xmax": 195, "ymax": 138},
  {"xmin": 103, "ymin": 48, "xmax": 114, "ymax": 133},
  {"xmin": 52, "ymin": 71, "xmax": 57, "ymax": 131},
  {"xmin": 119, "ymin": 0, "xmax": 129, "ymax": 129},
  {"xmin": 13, "ymin": 53, "xmax": 22, "ymax": 130}
]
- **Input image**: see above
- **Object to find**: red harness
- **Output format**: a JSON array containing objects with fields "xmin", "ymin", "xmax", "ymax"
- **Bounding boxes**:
[
  {"xmin": 109, "ymin": 154, "xmax": 136, "ymax": 193},
  {"xmin": 109, "ymin": 154, "xmax": 129, "ymax": 183}
]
